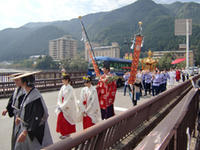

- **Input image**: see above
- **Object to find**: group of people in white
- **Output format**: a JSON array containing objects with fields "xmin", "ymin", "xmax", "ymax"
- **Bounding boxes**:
[{"xmin": 56, "ymin": 73, "xmax": 102, "ymax": 139}]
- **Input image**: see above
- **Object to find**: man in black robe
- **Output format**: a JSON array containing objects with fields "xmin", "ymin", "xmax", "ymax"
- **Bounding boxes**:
[
  {"xmin": 13, "ymin": 72, "xmax": 53, "ymax": 150},
  {"xmin": 2, "ymin": 73, "xmax": 25, "ymax": 150}
]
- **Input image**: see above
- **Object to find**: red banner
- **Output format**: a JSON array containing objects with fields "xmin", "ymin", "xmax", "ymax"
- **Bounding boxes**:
[{"xmin": 128, "ymin": 35, "xmax": 143, "ymax": 84}]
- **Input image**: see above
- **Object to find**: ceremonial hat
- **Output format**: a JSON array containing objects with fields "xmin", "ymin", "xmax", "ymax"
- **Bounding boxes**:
[
  {"xmin": 12, "ymin": 71, "xmax": 40, "ymax": 80},
  {"xmin": 61, "ymin": 72, "xmax": 70, "ymax": 80},
  {"xmin": 83, "ymin": 76, "xmax": 92, "ymax": 83},
  {"xmin": 9, "ymin": 72, "xmax": 23, "ymax": 79}
]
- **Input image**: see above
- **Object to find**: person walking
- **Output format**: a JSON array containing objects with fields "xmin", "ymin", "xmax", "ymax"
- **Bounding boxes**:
[
  {"xmin": 96, "ymin": 62, "xmax": 117, "ymax": 120},
  {"xmin": 14, "ymin": 72, "xmax": 53, "ymax": 150},
  {"xmin": 79, "ymin": 76, "xmax": 101, "ymax": 129},
  {"xmin": 2, "ymin": 73, "xmax": 25, "ymax": 150},
  {"xmin": 56, "ymin": 73, "xmax": 77, "ymax": 139}
]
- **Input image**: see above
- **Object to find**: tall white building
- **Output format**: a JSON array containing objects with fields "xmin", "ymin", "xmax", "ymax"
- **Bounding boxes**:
[
  {"xmin": 49, "ymin": 35, "xmax": 77, "ymax": 60},
  {"xmin": 85, "ymin": 42, "xmax": 120, "ymax": 60}
]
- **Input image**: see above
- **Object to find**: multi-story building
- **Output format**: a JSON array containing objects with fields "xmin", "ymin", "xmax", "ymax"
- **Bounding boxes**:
[
  {"xmin": 85, "ymin": 42, "xmax": 120, "ymax": 60},
  {"xmin": 152, "ymin": 50, "xmax": 194, "ymax": 66},
  {"xmin": 49, "ymin": 35, "xmax": 77, "ymax": 60}
]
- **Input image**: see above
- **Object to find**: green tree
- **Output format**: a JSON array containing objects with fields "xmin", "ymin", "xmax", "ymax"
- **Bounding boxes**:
[
  {"xmin": 61, "ymin": 56, "xmax": 88, "ymax": 71},
  {"xmin": 157, "ymin": 53, "xmax": 175, "ymax": 70},
  {"xmin": 35, "ymin": 56, "xmax": 59, "ymax": 70}
]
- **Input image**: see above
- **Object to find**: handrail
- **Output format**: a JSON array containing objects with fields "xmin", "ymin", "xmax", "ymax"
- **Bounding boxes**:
[
  {"xmin": 135, "ymin": 88, "xmax": 199, "ymax": 150},
  {"xmin": 0, "ymin": 76, "xmax": 85, "ymax": 98},
  {"xmin": 43, "ymin": 75, "xmax": 200, "ymax": 150}
]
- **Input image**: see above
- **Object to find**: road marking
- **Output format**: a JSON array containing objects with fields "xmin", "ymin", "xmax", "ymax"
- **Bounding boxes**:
[{"xmin": 114, "ymin": 107, "xmax": 128, "ymax": 112}]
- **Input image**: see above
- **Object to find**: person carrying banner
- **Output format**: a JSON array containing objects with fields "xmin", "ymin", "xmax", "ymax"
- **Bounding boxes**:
[{"xmin": 96, "ymin": 62, "xmax": 117, "ymax": 120}]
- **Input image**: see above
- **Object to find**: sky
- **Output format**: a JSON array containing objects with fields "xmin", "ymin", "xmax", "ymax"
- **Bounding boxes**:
[{"xmin": 0, "ymin": 0, "xmax": 199, "ymax": 30}]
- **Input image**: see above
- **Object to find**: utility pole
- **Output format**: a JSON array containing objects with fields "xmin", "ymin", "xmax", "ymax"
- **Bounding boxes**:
[{"xmin": 186, "ymin": 19, "xmax": 189, "ymax": 69}]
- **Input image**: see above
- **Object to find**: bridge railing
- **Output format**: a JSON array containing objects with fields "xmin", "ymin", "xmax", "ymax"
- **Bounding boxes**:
[
  {"xmin": 0, "ymin": 71, "xmax": 87, "ymax": 98},
  {"xmin": 0, "ymin": 71, "xmax": 87, "ymax": 81},
  {"xmin": 43, "ymin": 75, "xmax": 200, "ymax": 150},
  {"xmin": 135, "ymin": 88, "xmax": 199, "ymax": 150}
]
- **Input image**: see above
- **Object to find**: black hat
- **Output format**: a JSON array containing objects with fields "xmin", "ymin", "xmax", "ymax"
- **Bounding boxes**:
[
  {"xmin": 62, "ymin": 72, "xmax": 70, "ymax": 81},
  {"xmin": 83, "ymin": 76, "xmax": 92, "ymax": 83},
  {"xmin": 103, "ymin": 61, "xmax": 110, "ymax": 70}
]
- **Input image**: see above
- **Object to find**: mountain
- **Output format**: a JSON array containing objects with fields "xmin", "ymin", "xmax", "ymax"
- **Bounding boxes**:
[
  {"xmin": 154, "ymin": 0, "xmax": 200, "ymax": 4},
  {"xmin": 164, "ymin": 2, "xmax": 200, "ymax": 24},
  {"xmin": 0, "ymin": 0, "xmax": 200, "ymax": 64}
]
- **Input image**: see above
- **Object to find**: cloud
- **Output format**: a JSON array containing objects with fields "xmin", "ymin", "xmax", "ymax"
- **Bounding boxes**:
[
  {"xmin": 0, "ymin": 0, "xmax": 198, "ymax": 30},
  {"xmin": 0, "ymin": 0, "xmax": 137, "ymax": 30}
]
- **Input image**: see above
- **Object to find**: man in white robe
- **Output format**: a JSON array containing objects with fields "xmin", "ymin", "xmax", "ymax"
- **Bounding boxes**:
[{"xmin": 168, "ymin": 69, "xmax": 175, "ymax": 88}]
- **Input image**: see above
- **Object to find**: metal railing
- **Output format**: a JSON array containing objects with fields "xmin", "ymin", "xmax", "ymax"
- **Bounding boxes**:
[
  {"xmin": 43, "ymin": 75, "xmax": 200, "ymax": 150},
  {"xmin": 0, "ymin": 71, "xmax": 87, "ymax": 98},
  {"xmin": 135, "ymin": 88, "xmax": 199, "ymax": 150}
]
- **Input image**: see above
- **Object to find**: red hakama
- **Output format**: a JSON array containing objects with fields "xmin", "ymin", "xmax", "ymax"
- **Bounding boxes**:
[
  {"xmin": 56, "ymin": 112, "xmax": 76, "ymax": 136},
  {"xmin": 83, "ymin": 115, "xmax": 95, "ymax": 129},
  {"xmin": 56, "ymin": 96, "xmax": 76, "ymax": 136},
  {"xmin": 176, "ymin": 70, "xmax": 181, "ymax": 81}
]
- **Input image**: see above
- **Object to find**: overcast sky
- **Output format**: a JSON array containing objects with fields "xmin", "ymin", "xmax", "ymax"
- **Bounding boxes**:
[{"xmin": 0, "ymin": 0, "xmax": 199, "ymax": 30}]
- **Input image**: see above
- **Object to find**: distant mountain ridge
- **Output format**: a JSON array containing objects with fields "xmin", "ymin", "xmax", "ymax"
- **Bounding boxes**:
[
  {"xmin": 0, "ymin": 0, "xmax": 200, "ymax": 64},
  {"xmin": 154, "ymin": 0, "xmax": 200, "ymax": 4}
]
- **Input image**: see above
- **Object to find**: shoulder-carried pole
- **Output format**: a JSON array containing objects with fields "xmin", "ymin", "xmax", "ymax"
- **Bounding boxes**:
[{"xmin": 78, "ymin": 16, "xmax": 100, "ymax": 77}]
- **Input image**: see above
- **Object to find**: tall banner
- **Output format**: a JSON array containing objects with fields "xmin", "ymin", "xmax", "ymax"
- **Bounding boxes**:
[
  {"xmin": 128, "ymin": 35, "xmax": 144, "ymax": 84},
  {"xmin": 79, "ymin": 16, "xmax": 100, "ymax": 77}
]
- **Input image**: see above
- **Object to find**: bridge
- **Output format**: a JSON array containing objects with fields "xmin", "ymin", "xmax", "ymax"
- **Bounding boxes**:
[{"xmin": 0, "ymin": 72, "xmax": 199, "ymax": 150}]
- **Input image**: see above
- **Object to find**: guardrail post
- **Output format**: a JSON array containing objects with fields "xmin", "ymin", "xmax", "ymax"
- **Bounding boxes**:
[{"xmin": 2, "ymin": 83, "xmax": 6, "ymax": 97}]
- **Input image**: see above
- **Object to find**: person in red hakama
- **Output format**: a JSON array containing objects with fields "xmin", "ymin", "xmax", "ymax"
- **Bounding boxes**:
[
  {"xmin": 96, "ymin": 62, "xmax": 117, "ymax": 120},
  {"xmin": 176, "ymin": 69, "xmax": 181, "ymax": 82},
  {"xmin": 79, "ymin": 76, "xmax": 101, "ymax": 129},
  {"xmin": 56, "ymin": 73, "xmax": 77, "ymax": 139}
]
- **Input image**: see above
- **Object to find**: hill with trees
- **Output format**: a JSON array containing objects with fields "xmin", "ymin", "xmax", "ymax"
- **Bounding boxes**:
[{"xmin": 0, "ymin": 0, "xmax": 200, "ymax": 65}]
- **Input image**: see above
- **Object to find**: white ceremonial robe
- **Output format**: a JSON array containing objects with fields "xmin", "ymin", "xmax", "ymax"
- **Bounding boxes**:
[
  {"xmin": 79, "ymin": 86, "xmax": 101, "ymax": 124},
  {"xmin": 55, "ymin": 84, "xmax": 77, "ymax": 125},
  {"xmin": 168, "ymin": 71, "xmax": 176, "ymax": 87}
]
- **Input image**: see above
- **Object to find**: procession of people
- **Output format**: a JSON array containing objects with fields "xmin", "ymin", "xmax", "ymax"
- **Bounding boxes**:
[
  {"xmin": 123, "ymin": 68, "xmax": 190, "ymax": 105},
  {"xmin": 1, "ymin": 65, "xmax": 191, "ymax": 150},
  {"xmin": 1, "ymin": 61, "xmax": 118, "ymax": 149}
]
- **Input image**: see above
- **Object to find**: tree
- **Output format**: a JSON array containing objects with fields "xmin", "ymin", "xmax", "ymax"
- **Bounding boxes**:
[
  {"xmin": 35, "ymin": 56, "xmax": 59, "ymax": 70},
  {"xmin": 157, "ymin": 53, "xmax": 175, "ymax": 70},
  {"xmin": 61, "ymin": 56, "xmax": 88, "ymax": 72}
]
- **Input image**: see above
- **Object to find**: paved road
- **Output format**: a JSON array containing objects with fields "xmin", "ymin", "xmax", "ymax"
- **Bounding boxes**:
[{"xmin": 0, "ymin": 83, "xmax": 180, "ymax": 150}]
